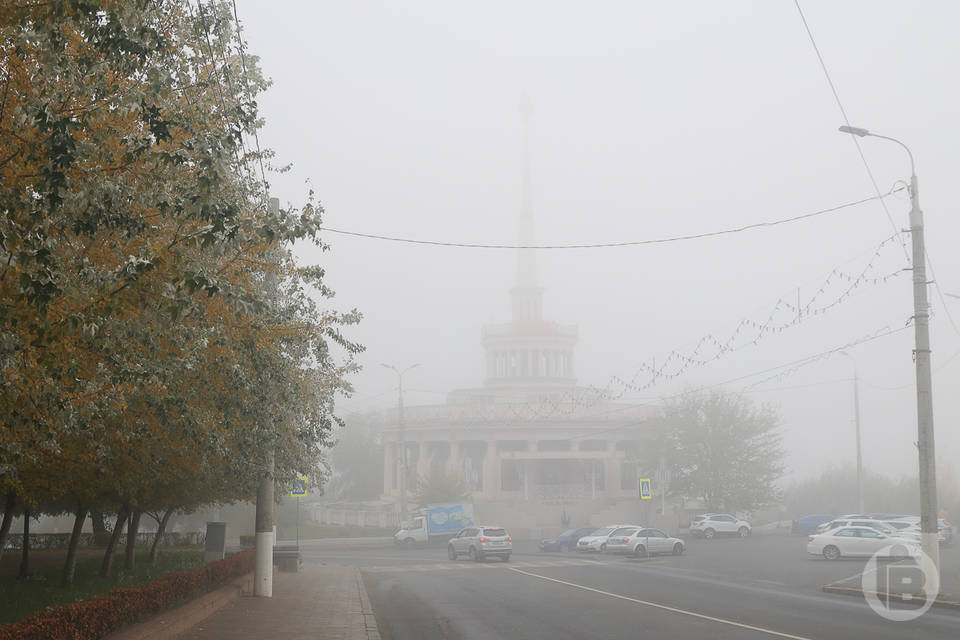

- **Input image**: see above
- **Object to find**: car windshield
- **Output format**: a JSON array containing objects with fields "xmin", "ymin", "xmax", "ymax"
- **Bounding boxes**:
[
  {"xmin": 590, "ymin": 527, "xmax": 615, "ymax": 536},
  {"xmin": 483, "ymin": 528, "xmax": 507, "ymax": 537}
]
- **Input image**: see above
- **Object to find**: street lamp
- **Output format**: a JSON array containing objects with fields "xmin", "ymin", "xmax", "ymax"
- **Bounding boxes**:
[
  {"xmin": 839, "ymin": 125, "xmax": 939, "ymax": 574},
  {"xmin": 838, "ymin": 351, "xmax": 864, "ymax": 514},
  {"xmin": 382, "ymin": 362, "xmax": 421, "ymax": 523}
]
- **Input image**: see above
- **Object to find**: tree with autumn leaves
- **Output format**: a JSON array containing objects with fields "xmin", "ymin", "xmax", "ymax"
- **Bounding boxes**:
[{"xmin": 0, "ymin": 0, "xmax": 361, "ymax": 586}]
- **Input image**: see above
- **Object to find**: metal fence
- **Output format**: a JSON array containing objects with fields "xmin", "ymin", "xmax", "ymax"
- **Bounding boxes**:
[
  {"xmin": 3, "ymin": 531, "xmax": 205, "ymax": 550},
  {"xmin": 314, "ymin": 507, "xmax": 400, "ymax": 529}
]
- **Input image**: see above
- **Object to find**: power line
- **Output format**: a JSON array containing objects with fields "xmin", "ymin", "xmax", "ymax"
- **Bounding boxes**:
[
  {"xmin": 320, "ymin": 189, "xmax": 897, "ymax": 250},
  {"xmin": 793, "ymin": 0, "xmax": 910, "ymax": 262}
]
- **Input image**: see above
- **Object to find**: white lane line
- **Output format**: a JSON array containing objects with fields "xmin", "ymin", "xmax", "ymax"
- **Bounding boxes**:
[{"xmin": 508, "ymin": 568, "xmax": 813, "ymax": 640}]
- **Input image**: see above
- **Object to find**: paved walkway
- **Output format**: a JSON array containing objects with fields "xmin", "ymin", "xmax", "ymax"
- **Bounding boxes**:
[{"xmin": 177, "ymin": 565, "xmax": 379, "ymax": 640}]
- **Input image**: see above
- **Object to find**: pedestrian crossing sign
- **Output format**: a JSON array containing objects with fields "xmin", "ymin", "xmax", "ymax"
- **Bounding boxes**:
[
  {"xmin": 291, "ymin": 476, "xmax": 308, "ymax": 497},
  {"xmin": 639, "ymin": 478, "xmax": 652, "ymax": 500}
]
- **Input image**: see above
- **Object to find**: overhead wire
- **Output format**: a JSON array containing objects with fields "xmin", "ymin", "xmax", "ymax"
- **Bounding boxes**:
[
  {"xmin": 793, "ymin": 0, "xmax": 910, "ymax": 263},
  {"xmin": 316, "ymin": 189, "xmax": 895, "ymax": 250}
]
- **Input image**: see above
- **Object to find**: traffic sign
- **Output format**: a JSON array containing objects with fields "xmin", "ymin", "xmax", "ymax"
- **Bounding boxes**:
[
  {"xmin": 290, "ymin": 476, "xmax": 308, "ymax": 497},
  {"xmin": 639, "ymin": 478, "xmax": 652, "ymax": 500}
]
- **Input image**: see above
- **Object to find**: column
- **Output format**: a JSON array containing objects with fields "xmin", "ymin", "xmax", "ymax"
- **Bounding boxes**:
[
  {"xmin": 384, "ymin": 442, "xmax": 396, "ymax": 495},
  {"xmin": 482, "ymin": 441, "xmax": 499, "ymax": 499},
  {"xmin": 416, "ymin": 441, "xmax": 430, "ymax": 478}
]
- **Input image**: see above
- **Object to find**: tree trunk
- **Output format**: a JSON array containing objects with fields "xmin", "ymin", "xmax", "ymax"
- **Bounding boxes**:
[
  {"xmin": 124, "ymin": 510, "xmax": 141, "ymax": 571},
  {"xmin": 100, "ymin": 506, "xmax": 129, "ymax": 578},
  {"xmin": 90, "ymin": 509, "xmax": 109, "ymax": 547},
  {"xmin": 0, "ymin": 491, "xmax": 15, "ymax": 565},
  {"xmin": 148, "ymin": 508, "xmax": 174, "ymax": 564},
  {"xmin": 18, "ymin": 508, "xmax": 30, "ymax": 579},
  {"xmin": 61, "ymin": 505, "xmax": 88, "ymax": 587}
]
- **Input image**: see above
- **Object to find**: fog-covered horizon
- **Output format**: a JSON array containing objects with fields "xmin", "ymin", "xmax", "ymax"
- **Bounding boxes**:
[{"xmin": 236, "ymin": 0, "xmax": 960, "ymax": 485}]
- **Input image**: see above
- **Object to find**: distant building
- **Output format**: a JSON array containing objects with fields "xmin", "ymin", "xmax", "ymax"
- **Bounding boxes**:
[{"xmin": 381, "ymin": 128, "xmax": 658, "ymax": 526}]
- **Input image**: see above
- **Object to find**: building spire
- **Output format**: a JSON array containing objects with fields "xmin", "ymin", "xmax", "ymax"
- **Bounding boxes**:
[{"xmin": 517, "ymin": 96, "xmax": 536, "ymax": 288}]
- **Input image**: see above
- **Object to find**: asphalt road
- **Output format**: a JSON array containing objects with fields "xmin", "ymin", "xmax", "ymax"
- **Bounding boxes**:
[{"xmin": 297, "ymin": 535, "xmax": 960, "ymax": 639}]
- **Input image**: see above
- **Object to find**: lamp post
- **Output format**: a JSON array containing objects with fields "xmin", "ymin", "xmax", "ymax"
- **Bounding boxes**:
[
  {"xmin": 838, "ymin": 351, "xmax": 864, "ymax": 514},
  {"xmin": 382, "ymin": 363, "xmax": 421, "ymax": 523},
  {"xmin": 839, "ymin": 125, "xmax": 939, "ymax": 574}
]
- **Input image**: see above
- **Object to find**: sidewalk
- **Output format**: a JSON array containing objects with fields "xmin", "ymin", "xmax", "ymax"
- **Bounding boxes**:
[{"xmin": 176, "ymin": 565, "xmax": 380, "ymax": 640}]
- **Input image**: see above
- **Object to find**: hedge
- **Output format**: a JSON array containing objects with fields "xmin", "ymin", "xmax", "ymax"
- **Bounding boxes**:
[
  {"xmin": 0, "ymin": 548, "xmax": 254, "ymax": 640},
  {"xmin": 3, "ymin": 531, "xmax": 206, "ymax": 550}
]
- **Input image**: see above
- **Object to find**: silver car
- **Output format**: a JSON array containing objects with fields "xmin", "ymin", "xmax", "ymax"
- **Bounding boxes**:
[
  {"xmin": 603, "ymin": 526, "xmax": 642, "ymax": 555},
  {"xmin": 448, "ymin": 525, "xmax": 512, "ymax": 562},
  {"xmin": 624, "ymin": 528, "xmax": 686, "ymax": 557}
]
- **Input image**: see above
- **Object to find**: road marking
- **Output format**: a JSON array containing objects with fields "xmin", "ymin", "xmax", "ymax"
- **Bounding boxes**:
[{"xmin": 508, "ymin": 568, "xmax": 813, "ymax": 640}]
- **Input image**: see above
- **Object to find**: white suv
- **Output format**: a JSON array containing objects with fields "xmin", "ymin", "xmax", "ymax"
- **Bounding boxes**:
[
  {"xmin": 691, "ymin": 513, "xmax": 751, "ymax": 539},
  {"xmin": 448, "ymin": 526, "xmax": 512, "ymax": 562}
]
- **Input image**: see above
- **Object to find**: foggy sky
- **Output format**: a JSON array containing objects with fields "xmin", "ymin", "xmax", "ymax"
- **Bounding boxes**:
[{"xmin": 235, "ymin": 0, "xmax": 960, "ymax": 484}]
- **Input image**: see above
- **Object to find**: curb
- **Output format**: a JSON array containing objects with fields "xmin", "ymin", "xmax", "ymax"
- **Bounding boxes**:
[
  {"xmin": 356, "ymin": 569, "xmax": 382, "ymax": 640},
  {"xmin": 106, "ymin": 572, "xmax": 253, "ymax": 640},
  {"xmin": 821, "ymin": 583, "xmax": 960, "ymax": 612}
]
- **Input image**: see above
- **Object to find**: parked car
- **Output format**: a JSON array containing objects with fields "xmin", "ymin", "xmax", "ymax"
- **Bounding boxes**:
[
  {"xmin": 622, "ymin": 528, "xmax": 685, "ymax": 557},
  {"xmin": 807, "ymin": 526, "xmax": 921, "ymax": 560},
  {"xmin": 447, "ymin": 525, "xmax": 512, "ymax": 562},
  {"xmin": 576, "ymin": 526, "xmax": 621, "ymax": 552},
  {"xmin": 790, "ymin": 514, "xmax": 834, "ymax": 536},
  {"xmin": 814, "ymin": 518, "xmax": 921, "ymax": 543},
  {"xmin": 690, "ymin": 514, "xmax": 751, "ymax": 539},
  {"xmin": 603, "ymin": 526, "xmax": 643, "ymax": 555},
  {"xmin": 539, "ymin": 526, "xmax": 599, "ymax": 552},
  {"xmin": 885, "ymin": 517, "xmax": 954, "ymax": 545}
]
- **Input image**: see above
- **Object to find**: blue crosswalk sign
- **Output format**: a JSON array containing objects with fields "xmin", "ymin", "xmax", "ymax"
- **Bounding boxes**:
[
  {"xmin": 291, "ymin": 476, "xmax": 308, "ymax": 497},
  {"xmin": 639, "ymin": 478, "xmax": 652, "ymax": 500}
]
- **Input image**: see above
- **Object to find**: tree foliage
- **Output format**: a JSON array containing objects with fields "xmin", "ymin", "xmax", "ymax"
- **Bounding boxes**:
[
  {"xmin": 647, "ymin": 390, "xmax": 784, "ymax": 512},
  {"xmin": 413, "ymin": 468, "xmax": 470, "ymax": 507},
  {"xmin": 0, "ymin": 0, "xmax": 361, "ymax": 583}
]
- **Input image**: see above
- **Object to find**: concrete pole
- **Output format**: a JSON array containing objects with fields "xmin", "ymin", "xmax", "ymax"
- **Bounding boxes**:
[
  {"xmin": 398, "ymin": 373, "xmax": 407, "ymax": 523},
  {"xmin": 852, "ymin": 368, "xmax": 864, "ymax": 514},
  {"xmin": 254, "ymin": 196, "xmax": 281, "ymax": 597},
  {"xmin": 908, "ymin": 172, "xmax": 940, "ymax": 574}
]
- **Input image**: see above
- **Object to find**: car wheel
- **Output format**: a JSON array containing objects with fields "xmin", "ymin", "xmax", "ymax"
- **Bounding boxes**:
[
  {"xmin": 448, "ymin": 545, "xmax": 457, "ymax": 561},
  {"xmin": 672, "ymin": 542, "xmax": 684, "ymax": 556},
  {"xmin": 469, "ymin": 546, "xmax": 479, "ymax": 561},
  {"xmin": 703, "ymin": 528, "xmax": 715, "ymax": 540},
  {"xmin": 404, "ymin": 537, "xmax": 415, "ymax": 547},
  {"xmin": 502, "ymin": 554, "xmax": 511, "ymax": 562},
  {"xmin": 633, "ymin": 544, "xmax": 647, "ymax": 558},
  {"xmin": 600, "ymin": 543, "xmax": 607, "ymax": 552},
  {"xmin": 738, "ymin": 526, "xmax": 750, "ymax": 538},
  {"xmin": 823, "ymin": 545, "xmax": 840, "ymax": 561}
]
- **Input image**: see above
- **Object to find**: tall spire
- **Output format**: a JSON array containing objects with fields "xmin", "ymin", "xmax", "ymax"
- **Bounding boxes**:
[{"xmin": 517, "ymin": 96, "xmax": 536, "ymax": 288}]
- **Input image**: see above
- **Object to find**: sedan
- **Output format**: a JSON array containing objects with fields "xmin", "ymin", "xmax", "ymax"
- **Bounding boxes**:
[
  {"xmin": 576, "ymin": 526, "xmax": 618, "ymax": 552},
  {"xmin": 623, "ymin": 528, "xmax": 685, "ymax": 557},
  {"xmin": 603, "ymin": 526, "xmax": 642, "ymax": 555},
  {"xmin": 539, "ymin": 526, "xmax": 598, "ymax": 552},
  {"xmin": 790, "ymin": 514, "xmax": 834, "ymax": 536},
  {"xmin": 807, "ymin": 526, "xmax": 921, "ymax": 560}
]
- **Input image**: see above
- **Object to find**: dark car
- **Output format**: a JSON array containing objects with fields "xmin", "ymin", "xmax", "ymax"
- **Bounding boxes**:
[
  {"xmin": 790, "ymin": 514, "xmax": 834, "ymax": 535},
  {"xmin": 539, "ymin": 526, "xmax": 598, "ymax": 552}
]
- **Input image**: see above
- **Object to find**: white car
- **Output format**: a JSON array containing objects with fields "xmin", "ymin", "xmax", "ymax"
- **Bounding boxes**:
[
  {"xmin": 815, "ymin": 518, "xmax": 920, "ymax": 543},
  {"xmin": 807, "ymin": 526, "xmax": 921, "ymax": 560},
  {"xmin": 603, "ymin": 526, "xmax": 643, "ymax": 555},
  {"xmin": 622, "ymin": 528, "xmax": 685, "ymax": 557},
  {"xmin": 576, "ymin": 524, "xmax": 634, "ymax": 552},
  {"xmin": 885, "ymin": 517, "xmax": 954, "ymax": 545},
  {"xmin": 447, "ymin": 525, "xmax": 512, "ymax": 562},
  {"xmin": 690, "ymin": 513, "xmax": 751, "ymax": 539}
]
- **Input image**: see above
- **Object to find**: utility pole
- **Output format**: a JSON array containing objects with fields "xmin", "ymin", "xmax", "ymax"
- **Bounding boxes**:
[
  {"xmin": 839, "ymin": 350, "xmax": 864, "ymax": 514},
  {"xmin": 839, "ymin": 126, "xmax": 939, "ymax": 575},
  {"xmin": 852, "ymin": 367, "xmax": 864, "ymax": 515},
  {"xmin": 254, "ymin": 196, "xmax": 281, "ymax": 597},
  {"xmin": 382, "ymin": 363, "xmax": 421, "ymax": 523}
]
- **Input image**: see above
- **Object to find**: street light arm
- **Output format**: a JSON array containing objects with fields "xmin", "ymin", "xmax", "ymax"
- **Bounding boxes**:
[{"xmin": 838, "ymin": 125, "xmax": 915, "ymax": 177}]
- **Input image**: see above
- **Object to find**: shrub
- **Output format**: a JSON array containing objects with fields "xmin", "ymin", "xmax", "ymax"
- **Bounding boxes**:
[{"xmin": 0, "ymin": 549, "xmax": 254, "ymax": 640}]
